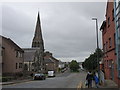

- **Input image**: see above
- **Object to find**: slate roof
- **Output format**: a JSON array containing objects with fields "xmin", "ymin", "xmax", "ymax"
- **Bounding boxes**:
[
  {"xmin": 23, "ymin": 48, "xmax": 36, "ymax": 62},
  {"xmin": 44, "ymin": 58, "xmax": 54, "ymax": 63},
  {"xmin": 100, "ymin": 20, "xmax": 106, "ymax": 30},
  {"xmin": 0, "ymin": 35, "xmax": 24, "ymax": 52}
]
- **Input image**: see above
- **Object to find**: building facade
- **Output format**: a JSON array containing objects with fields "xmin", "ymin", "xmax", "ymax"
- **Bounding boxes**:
[
  {"xmin": 0, "ymin": 36, "xmax": 24, "ymax": 77},
  {"xmin": 100, "ymin": 0, "xmax": 120, "ymax": 86},
  {"xmin": 44, "ymin": 51, "xmax": 59, "ymax": 73},
  {"xmin": 58, "ymin": 60, "xmax": 65, "ymax": 69},
  {"xmin": 44, "ymin": 58, "xmax": 54, "ymax": 73}
]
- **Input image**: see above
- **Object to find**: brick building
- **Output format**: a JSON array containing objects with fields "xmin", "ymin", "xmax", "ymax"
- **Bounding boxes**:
[
  {"xmin": 0, "ymin": 35, "xmax": 24, "ymax": 77},
  {"xmin": 44, "ymin": 58, "xmax": 55, "ymax": 73},
  {"xmin": 100, "ymin": 1, "xmax": 120, "ymax": 86},
  {"xmin": 44, "ymin": 51, "xmax": 59, "ymax": 73}
]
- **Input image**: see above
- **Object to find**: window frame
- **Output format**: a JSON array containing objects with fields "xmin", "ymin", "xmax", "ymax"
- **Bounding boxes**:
[
  {"xmin": 108, "ymin": 17, "xmax": 110, "ymax": 27},
  {"xmin": 109, "ymin": 37, "xmax": 112, "ymax": 48},
  {"xmin": 16, "ymin": 63, "xmax": 18, "ymax": 69}
]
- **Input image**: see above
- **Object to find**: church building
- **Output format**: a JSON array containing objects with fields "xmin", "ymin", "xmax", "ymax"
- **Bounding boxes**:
[{"xmin": 23, "ymin": 12, "xmax": 45, "ymax": 74}]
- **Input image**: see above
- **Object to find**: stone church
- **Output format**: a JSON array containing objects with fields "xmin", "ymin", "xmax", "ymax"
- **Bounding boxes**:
[{"xmin": 23, "ymin": 12, "xmax": 45, "ymax": 73}]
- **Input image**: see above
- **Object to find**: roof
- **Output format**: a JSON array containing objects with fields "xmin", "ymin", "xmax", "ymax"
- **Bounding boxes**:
[
  {"xmin": 51, "ymin": 57, "xmax": 59, "ymax": 62},
  {"xmin": 0, "ymin": 35, "xmax": 24, "ymax": 52},
  {"xmin": 44, "ymin": 59, "xmax": 54, "ymax": 63},
  {"xmin": 24, "ymin": 48, "xmax": 36, "ymax": 62},
  {"xmin": 100, "ymin": 20, "xmax": 106, "ymax": 31}
]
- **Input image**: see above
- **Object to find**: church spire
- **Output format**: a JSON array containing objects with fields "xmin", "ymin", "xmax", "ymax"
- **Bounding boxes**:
[{"xmin": 32, "ymin": 12, "xmax": 44, "ymax": 49}]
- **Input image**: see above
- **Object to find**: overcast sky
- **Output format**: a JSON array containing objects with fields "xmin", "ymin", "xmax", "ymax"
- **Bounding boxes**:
[{"xmin": 1, "ymin": 1, "xmax": 107, "ymax": 62}]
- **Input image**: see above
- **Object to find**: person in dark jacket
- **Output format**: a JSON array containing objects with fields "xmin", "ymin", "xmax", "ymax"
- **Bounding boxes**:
[{"xmin": 86, "ymin": 71, "xmax": 93, "ymax": 88}]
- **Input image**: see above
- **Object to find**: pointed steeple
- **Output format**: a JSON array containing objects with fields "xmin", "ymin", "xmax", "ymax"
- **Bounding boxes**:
[{"xmin": 32, "ymin": 12, "xmax": 44, "ymax": 49}]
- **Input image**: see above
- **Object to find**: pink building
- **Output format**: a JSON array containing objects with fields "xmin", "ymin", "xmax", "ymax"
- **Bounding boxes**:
[{"xmin": 0, "ymin": 35, "xmax": 24, "ymax": 77}]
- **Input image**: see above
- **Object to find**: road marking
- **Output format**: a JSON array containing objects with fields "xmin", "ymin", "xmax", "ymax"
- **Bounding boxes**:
[{"xmin": 77, "ymin": 81, "xmax": 83, "ymax": 90}]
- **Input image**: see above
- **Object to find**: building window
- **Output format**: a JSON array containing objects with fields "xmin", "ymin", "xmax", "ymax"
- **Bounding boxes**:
[
  {"xmin": 16, "ymin": 63, "xmax": 18, "ymax": 69},
  {"xmin": 34, "ymin": 42, "xmax": 36, "ymax": 47},
  {"xmin": 108, "ymin": 60, "xmax": 112, "ymax": 69},
  {"xmin": 1, "ymin": 49, "xmax": 3, "ymax": 56},
  {"xmin": 108, "ymin": 17, "xmax": 110, "ymax": 27},
  {"xmin": 37, "ymin": 42, "xmax": 40, "ymax": 47},
  {"xmin": 16, "ymin": 51, "xmax": 23, "ymax": 58},
  {"xmin": 16, "ymin": 51, "xmax": 18, "ymax": 57},
  {"xmin": 107, "ymin": 60, "xmax": 109, "ymax": 69},
  {"xmin": 109, "ymin": 38, "xmax": 112, "ymax": 48},
  {"xmin": 19, "ymin": 63, "xmax": 22, "ymax": 68},
  {"xmin": 112, "ymin": 9, "xmax": 114, "ymax": 21},
  {"xmin": 106, "ymin": 42, "xmax": 108, "ymax": 52}
]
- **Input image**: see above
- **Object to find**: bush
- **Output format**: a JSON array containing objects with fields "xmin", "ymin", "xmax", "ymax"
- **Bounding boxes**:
[
  {"xmin": 18, "ymin": 73, "xmax": 23, "ymax": 77},
  {"xmin": 2, "ymin": 77, "xmax": 13, "ymax": 82}
]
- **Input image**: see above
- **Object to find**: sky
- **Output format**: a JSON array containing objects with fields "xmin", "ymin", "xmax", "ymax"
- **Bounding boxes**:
[{"xmin": 1, "ymin": 1, "xmax": 107, "ymax": 62}]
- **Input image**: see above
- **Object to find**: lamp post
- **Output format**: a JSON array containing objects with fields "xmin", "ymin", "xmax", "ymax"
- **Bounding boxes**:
[{"xmin": 92, "ymin": 18, "xmax": 100, "ymax": 81}]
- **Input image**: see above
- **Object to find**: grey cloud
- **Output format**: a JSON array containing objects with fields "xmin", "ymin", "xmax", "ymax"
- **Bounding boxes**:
[
  {"xmin": 2, "ymin": 5, "xmax": 36, "ymax": 47},
  {"xmin": 2, "ymin": 2, "xmax": 106, "ymax": 62}
]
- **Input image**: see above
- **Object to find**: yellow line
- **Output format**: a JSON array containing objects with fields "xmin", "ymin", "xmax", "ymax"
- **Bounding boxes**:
[{"xmin": 77, "ymin": 81, "xmax": 83, "ymax": 90}]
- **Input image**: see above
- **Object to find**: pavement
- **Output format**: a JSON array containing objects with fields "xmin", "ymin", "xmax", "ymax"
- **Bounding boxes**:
[
  {"xmin": 101, "ymin": 80, "xmax": 118, "ymax": 88},
  {"xmin": 0, "ymin": 78, "xmax": 33, "ymax": 85},
  {"xmin": 81, "ymin": 79, "xmax": 118, "ymax": 88}
]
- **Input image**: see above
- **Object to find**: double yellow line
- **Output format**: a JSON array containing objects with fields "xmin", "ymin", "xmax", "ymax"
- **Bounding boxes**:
[{"xmin": 77, "ymin": 81, "xmax": 83, "ymax": 90}]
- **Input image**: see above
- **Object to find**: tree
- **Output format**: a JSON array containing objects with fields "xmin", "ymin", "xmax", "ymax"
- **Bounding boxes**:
[
  {"xmin": 69, "ymin": 60, "xmax": 79, "ymax": 72},
  {"xmin": 82, "ymin": 48, "xmax": 103, "ymax": 71}
]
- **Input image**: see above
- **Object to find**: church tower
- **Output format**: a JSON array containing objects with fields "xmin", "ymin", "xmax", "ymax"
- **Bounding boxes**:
[
  {"xmin": 32, "ymin": 12, "xmax": 45, "ymax": 73},
  {"xmin": 32, "ymin": 12, "xmax": 44, "ymax": 50}
]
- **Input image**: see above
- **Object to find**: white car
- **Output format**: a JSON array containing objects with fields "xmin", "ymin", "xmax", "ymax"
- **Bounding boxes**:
[{"xmin": 48, "ymin": 71, "xmax": 55, "ymax": 77}]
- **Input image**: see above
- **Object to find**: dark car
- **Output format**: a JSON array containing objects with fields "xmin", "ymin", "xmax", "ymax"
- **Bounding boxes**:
[{"xmin": 33, "ymin": 73, "xmax": 46, "ymax": 80}]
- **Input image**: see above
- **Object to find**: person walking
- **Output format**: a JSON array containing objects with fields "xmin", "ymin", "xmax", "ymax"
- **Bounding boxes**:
[
  {"xmin": 93, "ymin": 72, "xmax": 99, "ymax": 88},
  {"xmin": 86, "ymin": 71, "xmax": 93, "ymax": 88}
]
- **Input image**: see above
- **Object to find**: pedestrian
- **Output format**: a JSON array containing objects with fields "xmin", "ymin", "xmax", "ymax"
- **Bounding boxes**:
[
  {"xmin": 93, "ymin": 72, "xmax": 99, "ymax": 88},
  {"xmin": 86, "ymin": 71, "xmax": 93, "ymax": 88}
]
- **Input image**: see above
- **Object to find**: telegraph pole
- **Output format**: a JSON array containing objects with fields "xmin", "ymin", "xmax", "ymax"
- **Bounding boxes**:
[{"xmin": 92, "ymin": 18, "xmax": 100, "ymax": 82}]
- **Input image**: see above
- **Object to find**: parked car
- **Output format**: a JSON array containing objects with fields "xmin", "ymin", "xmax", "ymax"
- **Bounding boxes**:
[
  {"xmin": 61, "ymin": 68, "xmax": 67, "ymax": 73},
  {"xmin": 48, "ymin": 71, "xmax": 55, "ymax": 77},
  {"xmin": 33, "ymin": 73, "xmax": 46, "ymax": 80}
]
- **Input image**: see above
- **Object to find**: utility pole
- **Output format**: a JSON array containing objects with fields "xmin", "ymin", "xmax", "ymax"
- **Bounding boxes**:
[{"xmin": 92, "ymin": 18, "xmax": 100, "ymax": 82}]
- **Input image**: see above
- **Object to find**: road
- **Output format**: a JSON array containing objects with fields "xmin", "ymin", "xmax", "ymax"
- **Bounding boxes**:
[{"xmin": 2, "ymin": 70, "xmax": 87, "ymax": 88}]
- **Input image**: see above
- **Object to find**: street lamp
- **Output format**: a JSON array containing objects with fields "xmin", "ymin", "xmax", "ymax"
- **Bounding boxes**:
[{"xmin": 92, "ymin": 18, "xmax": 100, "ymax": 81}]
